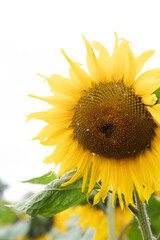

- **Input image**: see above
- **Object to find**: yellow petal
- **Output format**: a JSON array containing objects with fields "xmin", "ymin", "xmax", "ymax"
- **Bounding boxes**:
[
  {"xmin": 28, "ymin": 93, "xmax": 78, "ymax": 111},
  {"xmin": 142, "ymin": 94, "xmax": 157, "ymax": 105},
  {"xmin": 58, "ymin": 142, "xmax": 82, "ymax": 176},
  {"xmin": 93, "ymin": 158, "xmax": 110, "ymax": 205},
  {"xmin": 112, "ymin": 32, "xmax": 119, "ymax": 56},
  {"xmin": 92, "ymin": 41, "xmax": 112, "ymax": 82},
  {"xmin": 118, "ymin": 161, "xmax": 134, "ymax": 207},
  {"xmin": 136, "ymin": 68, "xmax": 160, "ymax": 80},
  {"xmin": 38, "ymin": 73, "xmax": 78, "ymax": 96},
  {"xmin": 27, "ymin": 108, "xmax": 55, "ymax": 124},
  {"xmin": 61, "ymin": 49, "xmax": 92, "ymax": 89},
  {"xmin": 123, "ymin": 49, "xmax": 137, "ymax": 87},
  {"xmin": 134, "ymin": 76, "xmax": 160, "ymax": 96},
  {"xmin": 43, "ymin": 140, "xmax": 71, "ymax": 164},
  {"xmin": 136, "ymin": 50, "xmax": 155, "ymax": 75},
  {"xmin": 111, "ymin": 39, "xmax": 136, "ymax": 86},
  {"xmin": 117, "ymin": 188, "xmax": 124, "ymax": 210},
  {"xmin": 82, "ymin": 157, "xmax": 92, "ymax": 192},
  {"xmin": 61, "ymin": 151, "xmax": 91, "ymax": 188},
  {"xmin": 28, "ymin": 94, "xmax": 55, "ymax": 106},
  {"xmin": 146, "ymin": 105, "xmax": 160, "ymax": 125},
  {"xmin": 27, "ymin": 108, "xmax": 71, "ymax": 126},
  {"xmin": 33, "ymin": 125, "xmax": 57, "ymax": 146},
  {"xmin": 82, "ymin": 35, "xmax": 106, "ymax": 83},
  {"xmin": 87, "ymin": 155, "xmax": 101, "ymax": 197}
]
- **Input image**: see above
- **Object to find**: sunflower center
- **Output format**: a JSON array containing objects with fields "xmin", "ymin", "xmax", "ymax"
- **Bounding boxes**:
[
  {"xmin": 99, "ymin": 124, "xmax": 114, "ymax": 138},
  {"xmin": 72, "ymin": 82, "xmax": 156, "ymax": 159}
]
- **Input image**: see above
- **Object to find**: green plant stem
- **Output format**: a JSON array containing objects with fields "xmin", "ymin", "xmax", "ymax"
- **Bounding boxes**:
[
  {"xmin": 128, "ymin": 203, "xmax": 138, "ymax": 215},
  {"xmin": 97, "ymin": 199, "xmax": 107, "ymax": 214},
  {"xmin": 107, "ymin": 192, "xmax": 116, "ymax": 240},
  {"xmin": 129, "ymin": 189, "xmax": 155, "ymax": 240}
]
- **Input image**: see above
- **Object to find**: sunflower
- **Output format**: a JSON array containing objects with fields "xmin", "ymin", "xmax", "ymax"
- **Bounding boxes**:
[
  {"xmin": 28, "ymin": 33, "xmax": 160, "ymax": 209},
  {"xmin": 53, "ymin": 208, "xmax": 72, "ymax": 233},
  {"xmin": 71, "ymin": 204, "xmax": 133, "ymax": 240},
  {"xmin": 72, "ymin": 205, "xmax": 108, "ymax": 240}
]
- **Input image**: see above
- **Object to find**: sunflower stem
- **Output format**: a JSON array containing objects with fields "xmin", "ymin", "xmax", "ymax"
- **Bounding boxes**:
[
  {"xmin": 97, "ymin": 199, "xmax": 107, "ymax": 214},
  {"xmin": 130, "ymin": 189, "xmax": 155, "ymax": 240},
  {"xmin": 128, "ymin": 203, "xmax": 138, "ymax": 215},
  {"xmin": 107, "ymin": 192, "xmax": 116, "ymax": 240}
]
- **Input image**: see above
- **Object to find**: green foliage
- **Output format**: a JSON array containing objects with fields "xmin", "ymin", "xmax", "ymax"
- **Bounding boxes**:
[
  {"xmin": 14, "ymin": 171, "xmax": 91, "ymax": 217},
  {"xmin": 127, "ymin": 221, "xmax": 142, "ymax": 240},
  {"xmin": 0, "ymin": 211, "xmax": 53, "ymax": 240},
  {"xmin": 23, "ymin": 171, "xmax": 57, "ymax": 184},
  {"xmin": 147, "ymin": 195, "xmax": 160, "ymax": 236},
  {"xmin": 0, "ymin": 201, "xmax": 18, "ymax": 225},
  {"xmin": 0, "ymin": 220, "xmax": 30, "ymax": 240},
  {"xmin": 27, "ymin": 215, "xmax": 53, "ymax": 238},
  {"xmin": 5, "ymin": 172, "xmax": 160, "ymax": 240}
]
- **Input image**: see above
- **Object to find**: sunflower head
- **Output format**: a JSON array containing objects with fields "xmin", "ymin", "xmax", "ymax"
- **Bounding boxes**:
[
  {"xmin": 72, "ymin": 81, "xmax": 156, "ymax": 159},
  {"xmin": 71, "ymin": 203, "xmax": 133, "ymax": 240},
  {"xmin": 28, "ymin": 33, "xmax": 160, "ymax": 209}
]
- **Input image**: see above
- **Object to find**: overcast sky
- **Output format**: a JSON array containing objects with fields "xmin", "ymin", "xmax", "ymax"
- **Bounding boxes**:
[{"xmin": 1, "ymin": 0, "xmax": 160, "ymax": 201}]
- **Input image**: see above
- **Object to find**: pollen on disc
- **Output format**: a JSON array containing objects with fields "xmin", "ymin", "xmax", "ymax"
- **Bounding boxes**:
[{"xmin": 72, "ymin": 82, "xmax": 157, "ymax": 160}]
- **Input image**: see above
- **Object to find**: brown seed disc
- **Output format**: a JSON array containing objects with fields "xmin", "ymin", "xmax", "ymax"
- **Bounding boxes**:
[{"xmin": 72, "ymin": 82, "xmax": 157, "ymax": 159}]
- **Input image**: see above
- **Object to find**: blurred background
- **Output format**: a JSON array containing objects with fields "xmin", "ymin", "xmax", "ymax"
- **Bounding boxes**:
[{"xmin": 1, "ymin": 0, "xmax": 160, "ymax": 202}]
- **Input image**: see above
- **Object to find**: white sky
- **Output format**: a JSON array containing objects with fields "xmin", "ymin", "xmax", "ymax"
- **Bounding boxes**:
[{"xmin": 1, "ymin": 0, "xmax": 160, "ymax": 201}]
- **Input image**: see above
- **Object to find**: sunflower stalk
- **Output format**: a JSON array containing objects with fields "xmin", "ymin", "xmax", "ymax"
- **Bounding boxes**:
[
  {"xmin": 129, "ymin": 189, "xmax": 155, "ymax": 240},
  {"xmin": 107, "ymin": 192, "xmax": 116, "ymax": 240},
  {"xmin": 128, "ymin": 203, "xmax": 138, "ymax": 215}
]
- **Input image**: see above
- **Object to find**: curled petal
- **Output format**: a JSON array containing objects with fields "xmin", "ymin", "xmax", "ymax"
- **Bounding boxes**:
[{"xmin": 142, "ymin": 94, "xmax": 157, "ymax": 105}]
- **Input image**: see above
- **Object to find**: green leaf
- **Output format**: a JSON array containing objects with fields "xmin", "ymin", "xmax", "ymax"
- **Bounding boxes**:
[
  {"xmin": 13, "ymin": 170, "xmax": 92, "ymax": 217},
  {"xmin": 23, "ymin": 171, "xmax": 57, "ymax": 184}
]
